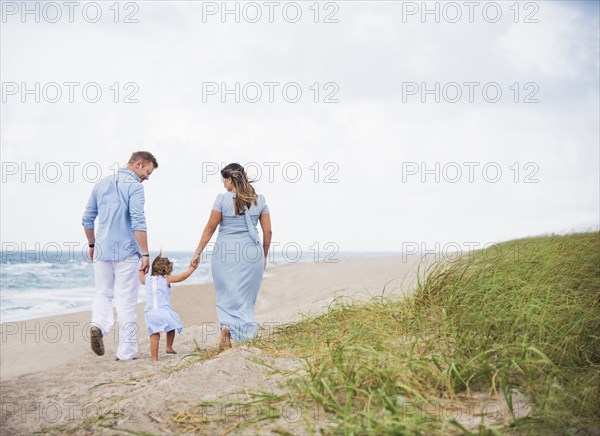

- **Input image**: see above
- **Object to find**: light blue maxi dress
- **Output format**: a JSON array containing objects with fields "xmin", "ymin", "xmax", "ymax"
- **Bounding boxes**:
[
  {"xmin": 144, "ymin": 275, "xmax": 184, "ymax": 336},
  {"xmin": 211, "ymin": 192, "xmax": 269, "ymax": 342}
]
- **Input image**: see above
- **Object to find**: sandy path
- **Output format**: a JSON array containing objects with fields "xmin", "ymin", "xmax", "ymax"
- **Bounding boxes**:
[{"xmin": 0, "ymin": 255, "xmax": 423, "ymax": 434}]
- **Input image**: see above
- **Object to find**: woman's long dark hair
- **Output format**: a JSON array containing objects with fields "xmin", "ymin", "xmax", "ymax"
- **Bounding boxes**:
[{"xmin": 221, "ymin": 163, "xmax": 257, "ymax": 214}]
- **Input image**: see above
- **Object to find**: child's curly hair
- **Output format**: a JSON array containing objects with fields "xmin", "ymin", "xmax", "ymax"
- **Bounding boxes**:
[{"xmin": 151, "ymin": 254, "xmax": 173, "ymax": 276}]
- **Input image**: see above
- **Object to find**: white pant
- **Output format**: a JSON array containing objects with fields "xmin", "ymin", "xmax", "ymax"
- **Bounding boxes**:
[{"xmin": 92, "ymin": 255, "xmax": 140, "ymax": 360}]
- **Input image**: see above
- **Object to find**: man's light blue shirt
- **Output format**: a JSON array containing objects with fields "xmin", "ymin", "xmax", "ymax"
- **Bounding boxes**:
[{"xmin": 82, "ymin": 168, "xmax": 147, "ymax": 262}]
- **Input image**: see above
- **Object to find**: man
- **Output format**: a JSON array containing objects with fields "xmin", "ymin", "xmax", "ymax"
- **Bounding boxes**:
[{"xmin": 82, "ymin": 151, "xmax": 158, "ymax": 361}]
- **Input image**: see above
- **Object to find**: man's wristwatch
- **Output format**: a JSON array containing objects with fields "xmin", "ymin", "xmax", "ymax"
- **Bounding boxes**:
[
  {"xmin": 88, "ymin": 243, "xmax": 95, "ymax": 248},
  {"xmin": 142, "ymin": 253, "xmax": 150, "ymax": 257}
]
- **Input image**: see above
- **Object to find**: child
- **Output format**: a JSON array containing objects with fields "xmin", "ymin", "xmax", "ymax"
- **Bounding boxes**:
[{"xmin": 139, "ymin": 254, "xmax": 196, "ymax": 361}]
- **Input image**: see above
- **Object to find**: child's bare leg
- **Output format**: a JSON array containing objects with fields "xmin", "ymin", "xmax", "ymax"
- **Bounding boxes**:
[
  {"xmin": 219, "ymin": 325, "xmax": 232, "ymax": 351},
  {"xmin": 150, "ymin": 333, "xmax": 160, "ymax": 361},
  {"xmin": 166, "ymin": 330, "xmax": 176, "ymax": 353}
]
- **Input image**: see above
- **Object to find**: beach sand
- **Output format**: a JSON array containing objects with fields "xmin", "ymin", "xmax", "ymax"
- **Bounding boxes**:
[{"xmin": 0, "ymin": 256, "xmax": 423, "ymax": 434}]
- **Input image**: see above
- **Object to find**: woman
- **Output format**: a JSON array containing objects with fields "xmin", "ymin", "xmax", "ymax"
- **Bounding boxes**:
[{"xmin": 190, "ymin": 163, "xmax": 272, "ymax": 350}]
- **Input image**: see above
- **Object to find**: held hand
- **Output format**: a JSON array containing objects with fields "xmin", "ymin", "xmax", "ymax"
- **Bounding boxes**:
[
  {"xmin": 264, "ymin": 257, "xmax": 267, "ymax": 271},
  {"xmin": 88, "ymin": 247, "xmax": 94, "ymax": 262},
  {"xmin": 140, "ymin": 256, "xmax": 150, "ymax": 274},
  {"xmin": 190, "ymin": 252, "xmax": 200, "ymax": 269}
]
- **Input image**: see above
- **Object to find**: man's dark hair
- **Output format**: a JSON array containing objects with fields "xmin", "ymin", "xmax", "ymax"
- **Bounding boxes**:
[{"xmin": 128, "ymin": 151, "xmax": 158, "ymax": 169}]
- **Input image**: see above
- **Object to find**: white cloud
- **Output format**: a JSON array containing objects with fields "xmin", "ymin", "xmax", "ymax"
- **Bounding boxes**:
[
  {"xmin": 1, "ymin": 1, "xmax": 598, "ymax": 252},
  {"xmin": 499, "ymin": 2, "xmax": 599, "ymax": 79}
]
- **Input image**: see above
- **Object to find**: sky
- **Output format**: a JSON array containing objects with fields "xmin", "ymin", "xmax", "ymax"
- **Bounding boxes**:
[{"xmin": 1, "ymin": 0, "xmax": 599, "ymax": 256}]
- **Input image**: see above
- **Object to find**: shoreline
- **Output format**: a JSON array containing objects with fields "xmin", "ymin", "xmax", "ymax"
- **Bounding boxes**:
[
  {"xmin": 0, "ymin": 252, "xmax": 402, "ymax": 324},
  {"xmin": 0, "ymin": 255, "xmax": 422, "ymax": 381}
]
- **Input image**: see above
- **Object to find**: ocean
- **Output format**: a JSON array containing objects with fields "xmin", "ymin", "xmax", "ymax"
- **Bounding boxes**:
[{"xmin": 0, "ymin": 250, "xmax": 391, "ymax": 323}]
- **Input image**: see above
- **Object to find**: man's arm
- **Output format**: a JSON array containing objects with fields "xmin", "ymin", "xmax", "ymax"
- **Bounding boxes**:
[
  {"xmin": 130, "ymin": 185, "xmax": 149, "ymax": 272},
  {"xmin": 134, "ymin": 230, "xmax": 149, "ymax": 273},
  {"xmin": 82, "ymin": 188, "xmax": 98, "ymax": 261},
  {"xmin": 84, "ymin": 228, "xmax": 96, "ymax": 261}
]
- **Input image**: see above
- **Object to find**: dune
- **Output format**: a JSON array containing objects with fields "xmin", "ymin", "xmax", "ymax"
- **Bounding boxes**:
[{"xmin": 0, "ymin": 255, "xmax": 422, "ymax": 434}]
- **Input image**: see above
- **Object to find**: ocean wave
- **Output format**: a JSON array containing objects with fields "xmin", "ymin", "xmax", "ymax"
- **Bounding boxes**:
[{"xmin": 0, "ymin": 252, "xmax": 392, "ymax": 322}]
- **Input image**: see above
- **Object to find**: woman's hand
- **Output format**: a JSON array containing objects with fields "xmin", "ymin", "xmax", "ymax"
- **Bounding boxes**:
[{"xmin": 190, "ymin": 251, "xmax": 200, "ymax": 269}]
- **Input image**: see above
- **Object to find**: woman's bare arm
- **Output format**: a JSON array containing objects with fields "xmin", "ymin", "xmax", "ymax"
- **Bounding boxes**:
[
  {"xmin": 259, "ymin": 212, "xmax": 272, "ymax": 259},
  {"xmin": 190, "ymin": 210, "xmax": 222, "ymax": 267}
]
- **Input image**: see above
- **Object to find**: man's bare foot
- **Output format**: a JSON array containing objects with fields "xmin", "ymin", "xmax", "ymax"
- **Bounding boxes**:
[
  {"xmin": 166, "ymin": 349, "xmax": 177, "ymax": 354},
  {"xmin": 219, "ymin": 326, "xmax": 232, "ymax": 351}
]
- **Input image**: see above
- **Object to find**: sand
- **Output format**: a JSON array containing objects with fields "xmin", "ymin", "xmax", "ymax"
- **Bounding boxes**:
[{"xmin": 0, "ymin": 255, "xmax": 424, "ymax": 435}]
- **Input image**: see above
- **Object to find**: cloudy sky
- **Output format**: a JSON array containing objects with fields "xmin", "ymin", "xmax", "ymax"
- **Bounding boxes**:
[{"xmin": 1, "ymin": 0, "xmax": 598, "ymax": 255}]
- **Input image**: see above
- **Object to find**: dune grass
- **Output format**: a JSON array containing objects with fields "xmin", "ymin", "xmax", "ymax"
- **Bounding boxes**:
[{"xmin": 238, "ymin": 232, "xmax": 599, "ymax": 434}]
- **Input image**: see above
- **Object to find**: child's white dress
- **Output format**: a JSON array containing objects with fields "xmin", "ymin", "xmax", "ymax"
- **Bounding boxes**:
[{"xmin": 144, "ymin": 275, "xmax": 184, "ymax": 336}]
